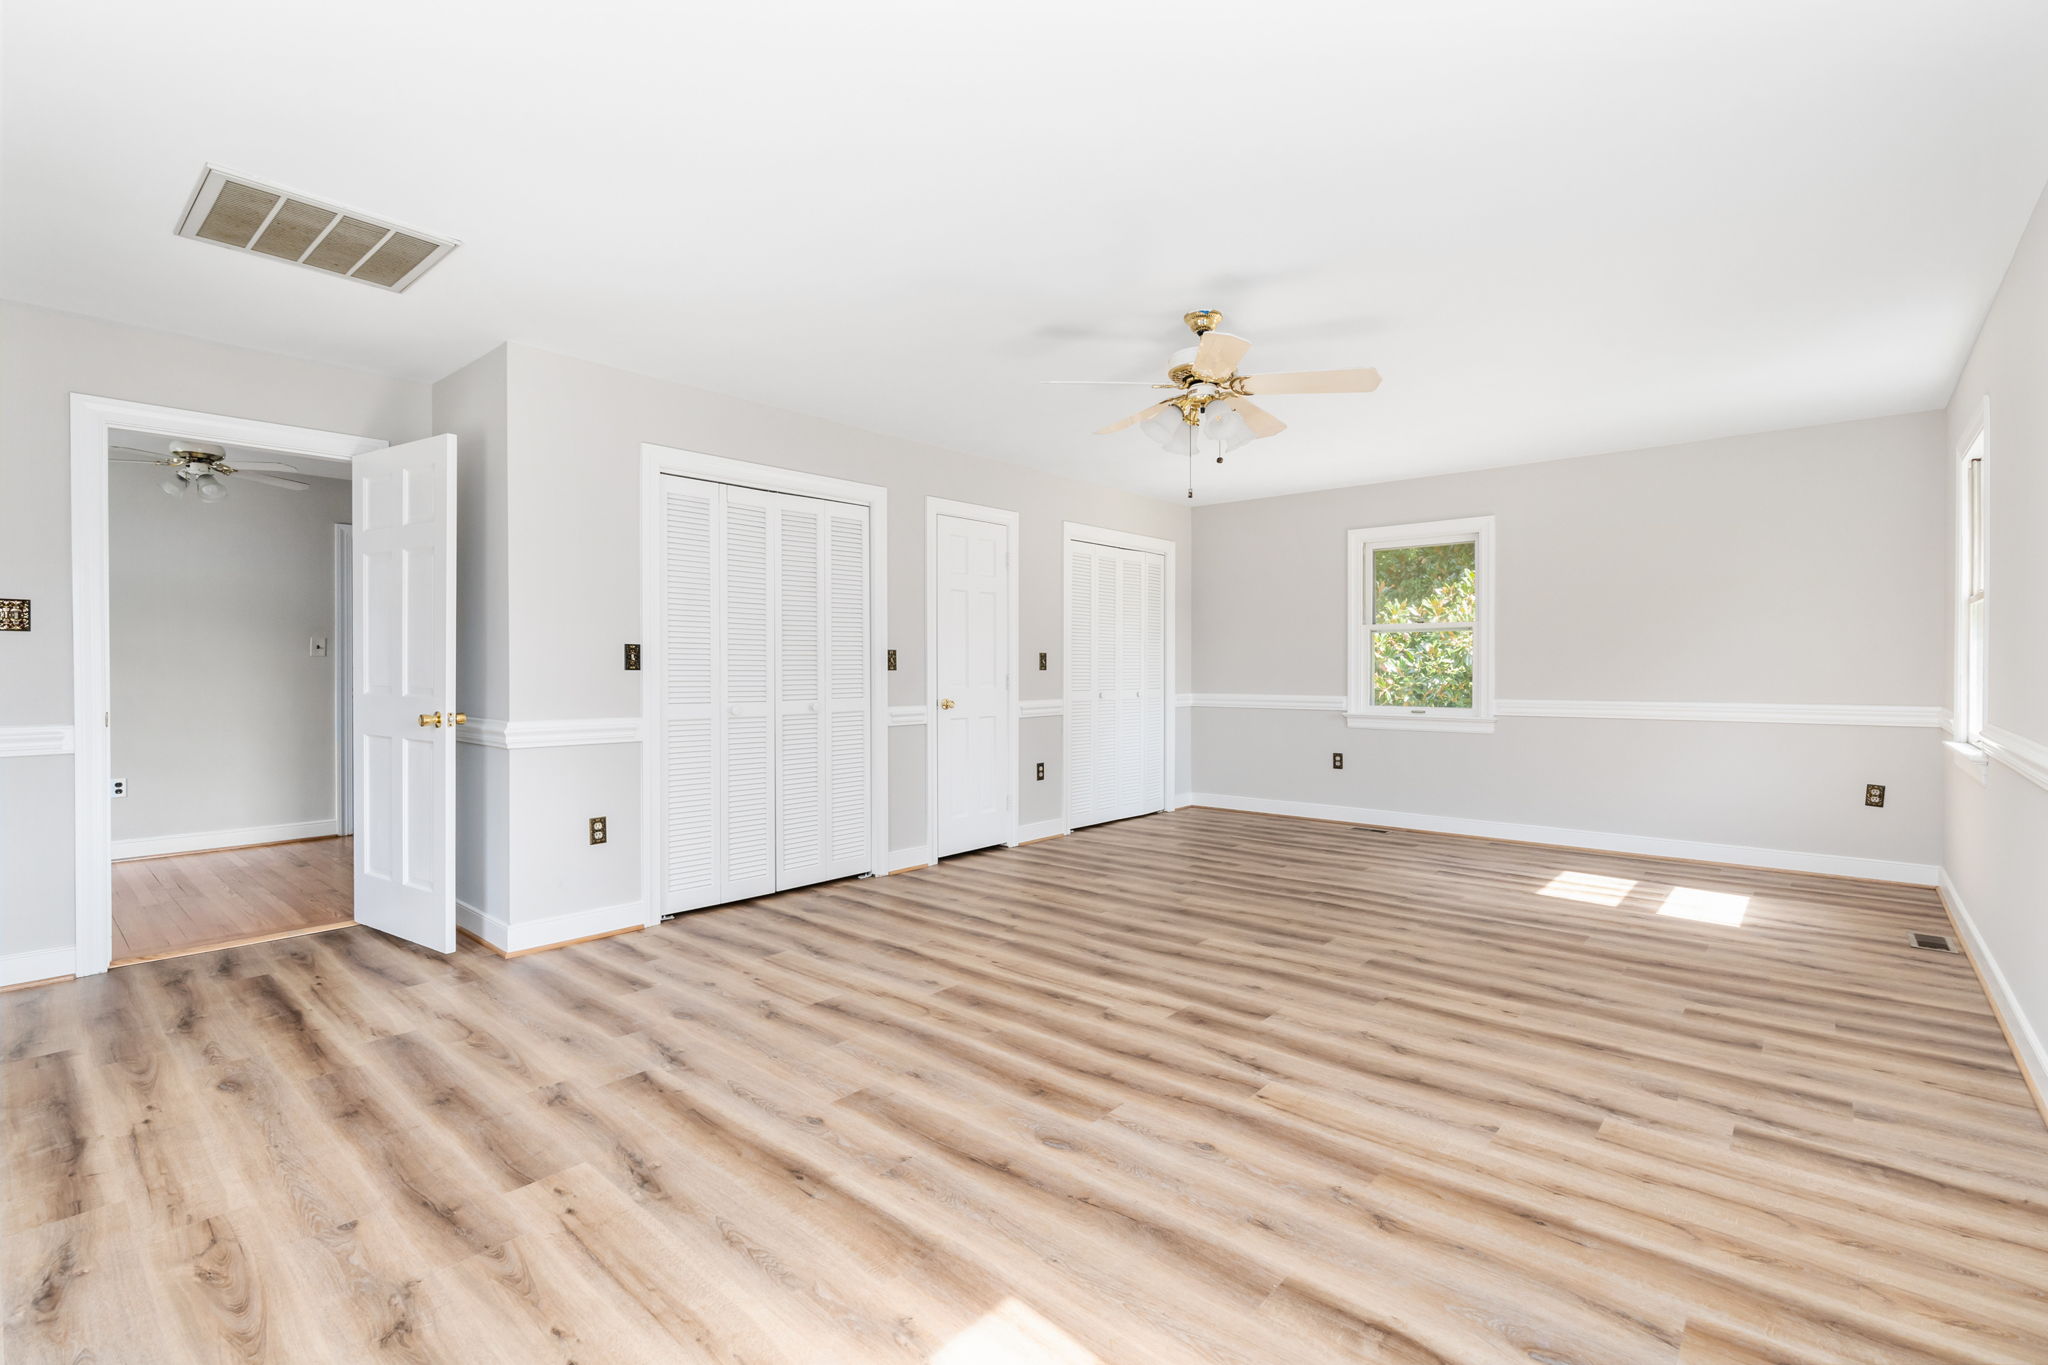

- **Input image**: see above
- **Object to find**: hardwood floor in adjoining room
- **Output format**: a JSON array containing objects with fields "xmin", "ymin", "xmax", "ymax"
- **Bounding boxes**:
[
  {"xmin": 110, "ymin": 836, "xmax": 353, "ymax": 965},
  {"xmin": 8, "ymin": 808, "xmax": 2047, "ymax": 1363}
]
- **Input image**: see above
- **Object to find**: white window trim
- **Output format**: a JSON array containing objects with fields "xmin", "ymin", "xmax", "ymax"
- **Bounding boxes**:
[
  {"xmin": 1949, "ymin": 401, "xmax": 1991, "ymax": 782},
  {"xmin": 1345, "ymin": 515, "xmax": 1495, "ymax": 732}
]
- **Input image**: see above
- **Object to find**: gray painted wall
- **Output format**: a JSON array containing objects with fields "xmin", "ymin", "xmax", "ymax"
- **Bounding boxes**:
[
  {"xmin": 480, "ymin": 342, "xmax": 1194, "ymax": 928},
  {"xmin": 0, "ymin": 301, "xmax": 430, "ymax": 961},
  {"xmin": 1943, "ymin": 180, "xmax": 2048, "ymax": 1093},
  {"xmin": 1190, "ymin": 412, "xmax": 1949, "ymax": 865},
  {"xmin": 109, "ymin": 463, "xmax": 352, "ymax": 844}
]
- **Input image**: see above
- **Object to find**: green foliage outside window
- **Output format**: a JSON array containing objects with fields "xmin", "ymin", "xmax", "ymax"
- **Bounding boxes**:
[{"xmin": 1370, "ymin": 541, "xmax": 1476, "ymax": 708}]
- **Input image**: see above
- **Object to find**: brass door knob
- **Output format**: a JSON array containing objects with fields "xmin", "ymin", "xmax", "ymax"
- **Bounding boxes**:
[
  {"xmin": 418, "ymin": 712, "xmax": 442, "ymax": 728},
  {"xmin": 939, "ymin": 698, "xmax": 956, "ymax": 710},
  {"xmin": 451, "ymin": 713, "xmax": 468, "ymax": 725}
]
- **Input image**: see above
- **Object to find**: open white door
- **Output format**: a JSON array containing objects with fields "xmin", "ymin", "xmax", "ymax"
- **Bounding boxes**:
[{"xmin": 352, "ymin": 434, "xmax": 457, "ymax": 952}]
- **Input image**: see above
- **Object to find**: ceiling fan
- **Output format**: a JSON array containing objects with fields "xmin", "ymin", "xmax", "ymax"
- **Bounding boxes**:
[
  {"xmin": 111, "ymin": 442, "xmax": 312, "ymax": 502},
  {"xmin": 1049, "ymin": 310, "xmax": 1381, "ymax": 496}
]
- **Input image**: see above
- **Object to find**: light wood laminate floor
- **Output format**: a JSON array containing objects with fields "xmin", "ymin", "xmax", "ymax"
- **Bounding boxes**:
[
  {"xmin": 8, "ymin": 808, "xmax": 2046, "ymax": 1363},
  {"xmin": 111, "ymin": 837, "xmax": 353, "ymax": 965}
]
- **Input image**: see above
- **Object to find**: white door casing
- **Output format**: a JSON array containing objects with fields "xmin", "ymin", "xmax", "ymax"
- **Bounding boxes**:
[
  {"xmin": 932, "ymin": 509, "xmax": 1013, "ymax": 857},
  {"xmin": 351, "ymin": 434, "xmax": 458, "ymax": 952}
]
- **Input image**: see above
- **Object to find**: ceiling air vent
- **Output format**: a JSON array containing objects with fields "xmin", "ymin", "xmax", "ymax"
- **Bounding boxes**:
[{"xmin": 175, "ymin": 165, "xmax": 457, "ymax": 292}]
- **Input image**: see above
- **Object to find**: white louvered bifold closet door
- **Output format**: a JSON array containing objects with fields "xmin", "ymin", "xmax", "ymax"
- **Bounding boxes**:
[
  {"xmin": 773, "ymin": 496, "xmax": 872, "ymax": 889},
  {"xmin": 661, "ymin": 476, "xmax": 872, "ymax": 913},
  {"xmin": 1066, "ymin": 539, "xmax": 1166, "ymax": 830},
  {"xmin": 660, "ymin": 477, "xmax": 720, "ymax": 913},
  {"xmin": 719, "ymin": 486, "xmax": 779, "ymax": 901},
  {"xmin": 820, "ymin": 504, "xmax": 872, "ymax": 880}
]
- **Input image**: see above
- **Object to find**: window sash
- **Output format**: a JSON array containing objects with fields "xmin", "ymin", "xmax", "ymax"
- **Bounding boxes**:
[{"xmin": 1359, "ymin": 534, "xmax": 1482, "ymax": 714}]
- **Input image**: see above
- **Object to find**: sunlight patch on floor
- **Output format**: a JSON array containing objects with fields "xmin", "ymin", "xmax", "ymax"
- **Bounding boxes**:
[
  {"xmin": 1539, "ymin": 871, "xmax": 1637, "ymax": 906},
  {"xmin": 1658, "ymin": 886, "xmax": 1751, "ymax": 926},
  {"xmin": 932, "ymin": 1298, "xmax": 1099, "ymax": 1365}
]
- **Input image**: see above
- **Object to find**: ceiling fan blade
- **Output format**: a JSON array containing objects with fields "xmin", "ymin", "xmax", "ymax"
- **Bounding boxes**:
[
  {"xmin": 110, "ymin": 446, "xmax": 170, "ymax": 462},
  {"xmin": 1221, "ymin": 397, "xmax": 1287, "ymax": 439},
  {"xmin": 1042, "ymin": 380, "xmax": 1168, "ymax": 386},
  {"xmin": 1236, "ymin": 367, "xmax": 1382, "ymax": 396},
  {"xmin": 232, "ymin": 471, "xmax": 310, "ymax": 491},
  {"xmin": 1095, "ymin": 401, "xmax": 1174, "ymax": 435},
  {"xmin": 225, "ymin": 461, "xmax": 308, "ymax": 473},
  {"xmin": 1193, "ymin": 330, "xmax": 1251, "ymax": 378}
]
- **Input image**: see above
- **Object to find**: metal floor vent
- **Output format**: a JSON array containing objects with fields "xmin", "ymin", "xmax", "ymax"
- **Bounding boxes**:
[
  {"xmin": 176, "ymin": 166, "xmax": 456, "ymax": 291},
  {"xmin": 1910, "ymin": 931, "xmax": 1959, "ymax": 953}
]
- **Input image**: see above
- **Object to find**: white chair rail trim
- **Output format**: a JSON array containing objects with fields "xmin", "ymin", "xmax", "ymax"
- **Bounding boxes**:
[
  {"xmin": 1185, "ymin": 695, "xmax": 1946, "ymax": 727},
  {"xmin": 455, "ymin": 718, "xmax": 643, "ymax": 750},
  {"xmin": 0, "ymin": 725, "xmax": 75, "ymax": 758},
  {"xmin": 1978, "ymin": 725, "xmax": 2048, "ymax": 794}
]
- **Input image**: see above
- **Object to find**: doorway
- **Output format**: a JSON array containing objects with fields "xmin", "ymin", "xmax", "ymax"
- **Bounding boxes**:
[
  {"xmin": 926, "ymin": 497, "xmax": 1019, "ymax": 858},
  {"xmin": 69, "ymin": 395, "xmax": 463, "ymax": 977},
  {"xmin": 105, "ymin": 427, "xmax": 356, "ymax": 963}
]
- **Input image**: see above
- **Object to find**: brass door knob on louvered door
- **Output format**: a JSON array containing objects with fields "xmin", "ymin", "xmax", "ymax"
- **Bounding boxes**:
[{"xmin": 939, "ymin": 698, "xmax": 956, "ymax": 710}]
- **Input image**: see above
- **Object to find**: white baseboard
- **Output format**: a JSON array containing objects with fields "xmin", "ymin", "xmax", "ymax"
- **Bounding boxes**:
[
  {"xmin": 886, "ymin": 844, "xmax": 935, "ymax": 872},
  {"xmin": 2, "ymin": 946, "xmax": 78, "ymax": 988},
  {"xmin": 457, "ymin": 898, "xmax": 645, "ymax": 955},
  {"xmin": 1938, "ymin": 869, "xmax": 2048, "ymax": 1109},
  {"xmin": 1012, "ymin": 818, "xmax": 1069, "ymax": 845},
  {"xmin": 1184, "ymin": 792, "xmax": 1939, "ymax": 885},
  {"xmin": 113, "ymin": 818, "xmax": 339, "ymax": 862}
]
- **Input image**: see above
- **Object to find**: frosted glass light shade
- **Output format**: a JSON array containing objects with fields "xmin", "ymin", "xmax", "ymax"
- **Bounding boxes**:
[
  {"xmin": 194, "ymin": 473, "xmax": 228, "ymax": 502},
  {"xmin": 1139, "ymin": 404, "xmax": 1191, "ymax": 451},
  {"xmin": 160, "ymin": 472, "xmax": 188, "ymax": 497},
  {"xmin": 1202, "ymin": 402, "xmax": 1258, "ymax": 455}
]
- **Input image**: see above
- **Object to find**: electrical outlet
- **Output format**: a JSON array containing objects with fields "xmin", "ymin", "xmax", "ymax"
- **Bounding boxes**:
[
  {"xmin": 589, "ymin": 815, "xmax": 608, "ymax": 844},
  {"xmin": 623, "ymin": 643, "xmax": 641, "ymax": 671},
  {"xmin": 887, "ymin": 648, "xmax": 897, "ymax": 671},
  {"xmin": 308, "ymin": 635, "xmax": 328, "ymax": 657},
  {"xmin": 110, "ymin": 778, "xmax": 127, "ymax": 798},
  {"xmin": 1035, "ymin": 762, "xmax": 1045, "ymax": 781},
  {"xmin": 1864, "ymin": 783, "xmax": 1886, "ymax": 808},
  {"xmin": 1038, "ymin": 651, "xmax": 1048, "ymax": 671},
  {"xmin": 1332, "ymin": 753, "xmax": 1344, "ymax": 770}
]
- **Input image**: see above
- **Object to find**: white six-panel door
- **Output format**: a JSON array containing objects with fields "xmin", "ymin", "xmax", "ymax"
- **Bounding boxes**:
[
  {"xmin": 934, "ymin": 512, "xmax": 1011, "ymax": 857},
  {"xmin": 660, "ymin": 476, "xmax": 870, "ymax": 914},
  {"xmin": 1066, "ymin": 538, "xmax": 1165, "ymax": 830},
  {"xmin": 352, "ymin": 434, "xmax": 458, "ymax": 952}
]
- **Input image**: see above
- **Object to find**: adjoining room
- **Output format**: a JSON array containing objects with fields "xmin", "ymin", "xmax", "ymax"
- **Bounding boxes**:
[{"xmin": 105, "ymin": 430, "xmax": 355, "ymax": 963}]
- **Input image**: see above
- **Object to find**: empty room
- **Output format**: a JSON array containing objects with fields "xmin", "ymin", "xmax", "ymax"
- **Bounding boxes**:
[{"xmin": 3, "ymin": 3, "xmax": 2045, "ymax": 1363}]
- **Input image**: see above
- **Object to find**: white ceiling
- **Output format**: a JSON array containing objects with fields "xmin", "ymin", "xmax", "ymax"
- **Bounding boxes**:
[{"xmin": 10, "ymin": 2, "xmax": 2048, "ymax": 503}]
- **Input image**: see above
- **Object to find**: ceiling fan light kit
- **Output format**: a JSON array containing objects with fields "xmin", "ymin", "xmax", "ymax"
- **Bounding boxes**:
[
  {"xmin": 113, "ymin": 442, "xmax": 313, "ymax": 502},
  {"xmin": 1056, "ymin": 309, "xmax": 1382, "ymax": 497}
]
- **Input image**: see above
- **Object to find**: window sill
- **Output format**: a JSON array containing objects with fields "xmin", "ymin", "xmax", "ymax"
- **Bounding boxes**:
[
  {"xmin": 1945, "ymin": 739, "xmax": 1990, "ymax": 784},
  {"xmin": 1344, "ymin": 712, "xmax": 1495, "ymax": 734}
]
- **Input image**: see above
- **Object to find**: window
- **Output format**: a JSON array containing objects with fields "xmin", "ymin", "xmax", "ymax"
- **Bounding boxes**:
[
  {"xmin": 1346, "ymin": 516, "xmax": 1494, "ymax": 730},
  {"xmin": 1959, "ymin": 429, "xmax": 1989, "ymax": 744}
]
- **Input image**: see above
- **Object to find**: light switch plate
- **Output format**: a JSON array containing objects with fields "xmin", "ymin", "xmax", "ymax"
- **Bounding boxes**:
[{"xmin": 309, "ymin": 636, "xmax": 328, "ymax": 657}]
